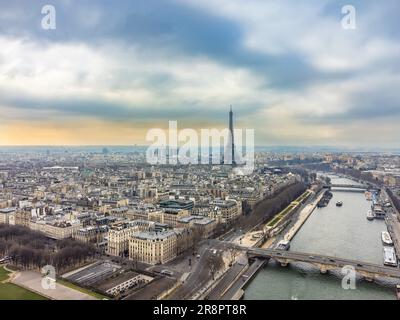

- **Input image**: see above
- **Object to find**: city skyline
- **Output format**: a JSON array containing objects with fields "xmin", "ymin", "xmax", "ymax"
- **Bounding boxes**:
[
  {"xmin": 2, "ymin": 1, "xmax": 400, "ymax": 306},
  {"xmin": 1, "ymin": 0, "xmax": 400, "ymax": 147}
]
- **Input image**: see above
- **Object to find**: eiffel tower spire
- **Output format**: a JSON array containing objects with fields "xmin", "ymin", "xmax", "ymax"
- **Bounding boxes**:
[{"xmin": 229, "ymin": 106, "xmax": 236, "ymax": 166}]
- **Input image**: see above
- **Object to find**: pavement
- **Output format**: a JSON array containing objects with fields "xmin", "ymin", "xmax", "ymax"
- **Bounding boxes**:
[
  {"xmin": 221, "ymin": 229, "xmax": 245, "ymax": 242},
  {"xmin": 167, "ymin": 241, "xmax": 229, "ymax": 300},
  {"xmin": 205, "ymin": 255, "xmax": 248, "ymax": 300},
  {"xmin": 231, "ymin": 230, "xmax": 264, "ymax": 248},
  {"xmin": 283, "ymin": 191, "xmax": 324, "ymax": 241},
  {"xmin": 220, "ymin": 258, "xmax": 267, "ymax": 300},
  {"xmin": 147, "ymin": 251, "xmax": 190, "ymax": 278},
  {"xmin": 12, "ymin": 270, "xmax": 97, "ymax": 300}
]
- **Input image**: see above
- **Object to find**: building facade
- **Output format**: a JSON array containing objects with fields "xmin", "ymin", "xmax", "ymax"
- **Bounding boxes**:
[{"xmin": 129, "ymin": 230, "xmax": 177, "ymax": 265}]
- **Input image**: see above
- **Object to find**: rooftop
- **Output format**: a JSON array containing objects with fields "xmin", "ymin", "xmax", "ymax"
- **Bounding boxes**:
[
  {"xmin": 0, "ymin": 207, "xmax": 16, "ymax": 214},
  {"xmin": 132, "ymin": 230, "xmax": 176, "ymax": 241},
  {"xmin": 97, "ymin": 271, "xmax": 142, "ymax": 292}
]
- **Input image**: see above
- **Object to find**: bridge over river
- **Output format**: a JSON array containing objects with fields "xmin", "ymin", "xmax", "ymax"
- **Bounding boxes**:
[
  {"xmin": 215, "ymin": 241, "xmax": 400, "ymax": 281},
  {"xmin": 326, "ymin": 183, "xmax": 367, "ymax": 189},
  {"xmin": 247, "ymin": 247, "xmax": 400, "ymax": 281},
  {"xmin": 322, "ymin": 183, "xmax": 381, "ymax": 192}
]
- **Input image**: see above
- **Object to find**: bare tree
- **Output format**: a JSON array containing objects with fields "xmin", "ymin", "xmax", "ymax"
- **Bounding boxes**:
[
  {"xmin": 0, "ymin": 224, "xmax": 96, "ymax": 271},
  {"xmin": 206, "ymin": 253, "xmax": 224, "ymax": 280}
]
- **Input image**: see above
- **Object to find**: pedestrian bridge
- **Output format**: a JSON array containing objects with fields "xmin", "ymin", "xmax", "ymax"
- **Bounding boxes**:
[{"xmin": 246, "ymin": 247, "xmax": 400, "ymax": 281}]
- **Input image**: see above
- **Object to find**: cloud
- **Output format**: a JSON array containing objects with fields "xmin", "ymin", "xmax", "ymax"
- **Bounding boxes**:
[
  {"xmin": 0, "ymin": 0, "xmax": 399, "ymax": 147},
  {"xmin": 0, "ymin": 35, "xmax": 270, "ymax": 122}
]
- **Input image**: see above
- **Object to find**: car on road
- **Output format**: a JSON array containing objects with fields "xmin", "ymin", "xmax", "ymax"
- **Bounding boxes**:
[
  {"xmin": 196, "ymin": 254, "xmax": 201, "ymax": 259},
  {"xmin": 161, "ymin": 269, "xmax": 173, "ymax": 276},
  {"xmin": 308, "ymin": 255, "xmax": 315, "ymax": 259},
  {"xmin": 237, "ymin": 259, "xmax": 247, "ymax": 266}
]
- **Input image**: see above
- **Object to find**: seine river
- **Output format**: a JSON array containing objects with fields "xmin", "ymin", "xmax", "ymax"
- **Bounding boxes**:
[{"xmin": 245, "ymin": 175, "xmax": 397, "ymax": 300}]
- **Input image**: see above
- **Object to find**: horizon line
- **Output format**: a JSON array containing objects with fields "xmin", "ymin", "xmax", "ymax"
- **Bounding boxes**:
[{"xmin": 0, "ymin": 144, "xmax": 399, "ymax": 151}]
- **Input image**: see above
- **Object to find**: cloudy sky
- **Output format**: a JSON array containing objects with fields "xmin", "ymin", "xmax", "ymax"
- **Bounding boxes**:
[{"xmin": 0, "ymin": 0, "xmax": 399, "ymax": 147}]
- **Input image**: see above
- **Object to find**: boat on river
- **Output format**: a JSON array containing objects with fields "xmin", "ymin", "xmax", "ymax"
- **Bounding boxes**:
[
  {"xmin": 366, "ymin": 210, "xmax": 375, "ymax": 221},
  {"xmin": 373, "ymin": 204, "xmax": 385, "ymax": 219},
  {"xmin": 381, "ymin": 231, "xmax": 393, "ymax": 245},
  {"xmin": 383, "ymin": 247, "xmax": 398, "ymax": 267}
]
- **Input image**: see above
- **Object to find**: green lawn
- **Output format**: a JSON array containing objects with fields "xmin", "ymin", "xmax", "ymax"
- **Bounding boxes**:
[
  {"xmin": 0, "ymin": 266, "xmax": 47, "ymax": 300},
  {"xmin": 0, "ymin": 266, "xmax": 10, "ymax": 282},
  {"xmin": 1, "ymin": 266, "xmax": 108, "ymax": 300},
  {"xmin": 0, "ymin": 282, "xmax": 47, "ymax": 300},
  {"xmin": 266, "ymin": 216, "xmax": 282, "ymax": 227},
  {"xmin": 266, "ymin": 190, "xmax": 312, "ymax": 228},
  {"xmin": 57, "ymin": 279, "xmax": 109, "ymax": 300},
  {"xmin": 266, "ymin": 203, "xmax": 297, "ymax": 227},
  {"xmin": 295, "ymin": 190, "xmax": 311, "ymax": 203}
]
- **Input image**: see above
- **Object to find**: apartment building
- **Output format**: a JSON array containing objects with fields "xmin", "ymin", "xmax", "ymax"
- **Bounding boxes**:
[
  {"xmin": 148, "ymin": 209, "xmax": 190, "ymax": 227},
  {"xmin": 129, "ymin": 230, "xmax": 177, "ymax": 265},
  {"xmin": 0, "ymin": 199, "xmax": 11, "ymax": 209},
  {"xmin": 106, "ymin": 219, "xmax": 167, "ymax": 257},
  {"xmin": 74, "ymin": 225, "xmax": 108, "ymax": 244},
  {"xmin": 177, "ymin": 215, "xmax": 217, "ymax": 238},
  {"xmin": 29, "ymin": 220, "xmax": 82, "ymax": 239},
  {"xmin": 106, "ymin": 221, "xmax": 141, "ymax": 257},
  {"xmin": 14, "ymin": 209, "xmax": 32, "ymax": 227},
  {"xmin": 212, "ymin": 199, "xmax": 242, "ymax": 222},
  {"xmin": 0, "ymin": 208, "xmax": 15, "ymax": 224}
]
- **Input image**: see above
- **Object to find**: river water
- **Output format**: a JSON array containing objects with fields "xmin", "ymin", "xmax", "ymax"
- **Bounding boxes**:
[{"xmin": 244, "ymin": 175, "xmax": 397, "ymax": 300}]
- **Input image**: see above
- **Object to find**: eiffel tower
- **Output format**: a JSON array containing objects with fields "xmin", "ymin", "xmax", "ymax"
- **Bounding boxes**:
[{"xmin": 224, "ymin": 105, "xmax": 237, "ymax": 166}]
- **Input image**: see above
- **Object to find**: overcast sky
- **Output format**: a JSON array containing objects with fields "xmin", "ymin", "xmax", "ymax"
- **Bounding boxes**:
[{"xmin": 0, "ymin": 0, "xmax": 399, "ymax": 147}]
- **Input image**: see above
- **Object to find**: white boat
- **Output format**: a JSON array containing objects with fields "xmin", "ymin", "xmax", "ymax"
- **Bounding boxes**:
[
  {"xmin": 275, "ymin": 240, "xmax": 290, "ymax": 251},
  {"xmin": 381, "ymin": 231, "xmax": 393, "ymax": 245},
  {"xmin": 366, "ymin": 210, "xmax": 375, "ymax": 221},
  {"xmin": 373, "ymin": 204, "xmax": 385, "ymax": 219},
  {"xmin": 383, "ymin": 247, "xmax": 398, "ymax": 267}
]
